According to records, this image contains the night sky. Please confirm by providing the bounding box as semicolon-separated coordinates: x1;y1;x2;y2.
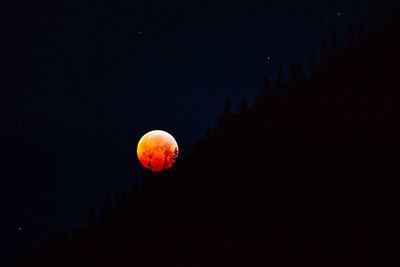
0;0;392;262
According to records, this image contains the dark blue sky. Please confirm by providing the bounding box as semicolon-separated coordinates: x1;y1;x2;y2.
0;0;392;262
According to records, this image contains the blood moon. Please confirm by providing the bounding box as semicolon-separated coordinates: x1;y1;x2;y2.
136;130;179;172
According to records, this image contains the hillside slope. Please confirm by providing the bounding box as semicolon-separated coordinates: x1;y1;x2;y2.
14;5;400;267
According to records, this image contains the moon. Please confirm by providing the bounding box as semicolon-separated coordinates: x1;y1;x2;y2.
136;130;179;172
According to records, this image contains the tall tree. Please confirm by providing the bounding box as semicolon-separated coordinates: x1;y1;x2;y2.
218;97;234;128
309;49;317;74
254;78;273;111
321;41;329;65
239;97;249;115
288;60;304;89
346;26;355;49
275;66;285;91
330;33;339;58
261;77;273;99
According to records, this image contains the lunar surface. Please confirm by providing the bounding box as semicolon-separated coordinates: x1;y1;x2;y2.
137;130;179;172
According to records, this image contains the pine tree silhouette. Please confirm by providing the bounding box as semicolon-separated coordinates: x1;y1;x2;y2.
274;65;285;91
238;98;249;115
13;4;400;267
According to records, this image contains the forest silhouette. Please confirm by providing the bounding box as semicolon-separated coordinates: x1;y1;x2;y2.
10;4;400;267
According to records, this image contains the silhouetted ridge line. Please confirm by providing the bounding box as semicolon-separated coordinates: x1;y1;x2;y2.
15;5;400;267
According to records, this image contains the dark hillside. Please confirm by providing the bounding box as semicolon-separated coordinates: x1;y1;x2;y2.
15;4;400;267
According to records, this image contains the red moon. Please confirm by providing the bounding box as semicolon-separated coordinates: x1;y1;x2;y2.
136;130;179;172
